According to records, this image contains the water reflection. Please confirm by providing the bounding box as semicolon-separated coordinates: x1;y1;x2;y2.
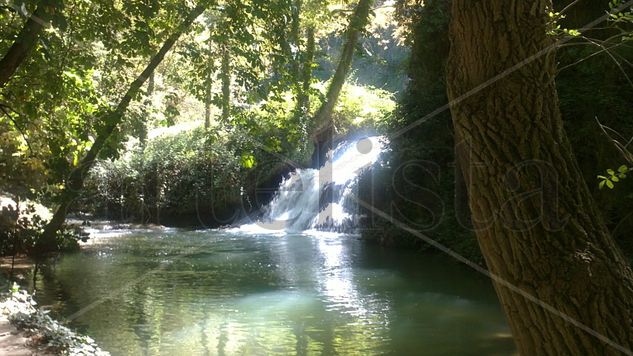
28;229;515;355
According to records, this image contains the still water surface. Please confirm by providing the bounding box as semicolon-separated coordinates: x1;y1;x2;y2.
32;227;515;355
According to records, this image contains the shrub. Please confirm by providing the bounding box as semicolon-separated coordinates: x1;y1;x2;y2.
79;127;246;225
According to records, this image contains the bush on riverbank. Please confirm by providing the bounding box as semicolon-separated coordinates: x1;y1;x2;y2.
79;127;244;226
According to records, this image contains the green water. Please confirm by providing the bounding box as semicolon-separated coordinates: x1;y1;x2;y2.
30;228;515;355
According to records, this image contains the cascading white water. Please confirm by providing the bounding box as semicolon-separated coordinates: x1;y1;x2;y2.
238;136;386;233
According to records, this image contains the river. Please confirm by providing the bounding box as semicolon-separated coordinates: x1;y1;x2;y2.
29;226;515;355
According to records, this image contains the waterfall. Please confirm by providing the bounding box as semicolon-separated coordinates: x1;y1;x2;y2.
237;136;386;233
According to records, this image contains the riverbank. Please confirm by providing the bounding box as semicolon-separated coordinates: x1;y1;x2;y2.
0;288;109;355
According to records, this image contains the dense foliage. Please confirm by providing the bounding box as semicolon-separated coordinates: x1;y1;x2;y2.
78;82;395;226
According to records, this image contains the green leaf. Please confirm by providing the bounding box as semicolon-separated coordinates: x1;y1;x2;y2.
619;165;628;173
564;29;581;36
607;169;615;175
606;180;615;189
241;153;255;168
599;180;606;189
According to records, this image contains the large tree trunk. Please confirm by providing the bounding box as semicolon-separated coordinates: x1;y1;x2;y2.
454;139;471;229
37;2;209;252
0;0;59;88
310;0;373;168
446;0;633;354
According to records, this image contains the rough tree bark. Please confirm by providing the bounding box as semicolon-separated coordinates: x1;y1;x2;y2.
38;2;210;251
310;0;373;168
0;0;59;88
446;0;633;354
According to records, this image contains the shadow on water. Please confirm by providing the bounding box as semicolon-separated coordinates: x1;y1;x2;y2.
23;228;515;355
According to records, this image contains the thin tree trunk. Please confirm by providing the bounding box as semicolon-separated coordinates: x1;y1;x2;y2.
289;0;302;80
0;0;59;88
310;0;373;168
289;0;303;131
139;73;155;147
295;26;314;129
38;2;210;251
203;80;211;129
137;73;155;222
220;44;230;123
204;35;213;129
446;0;633;354
204;81;212;129
147;72;155;95
10;197;19;277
